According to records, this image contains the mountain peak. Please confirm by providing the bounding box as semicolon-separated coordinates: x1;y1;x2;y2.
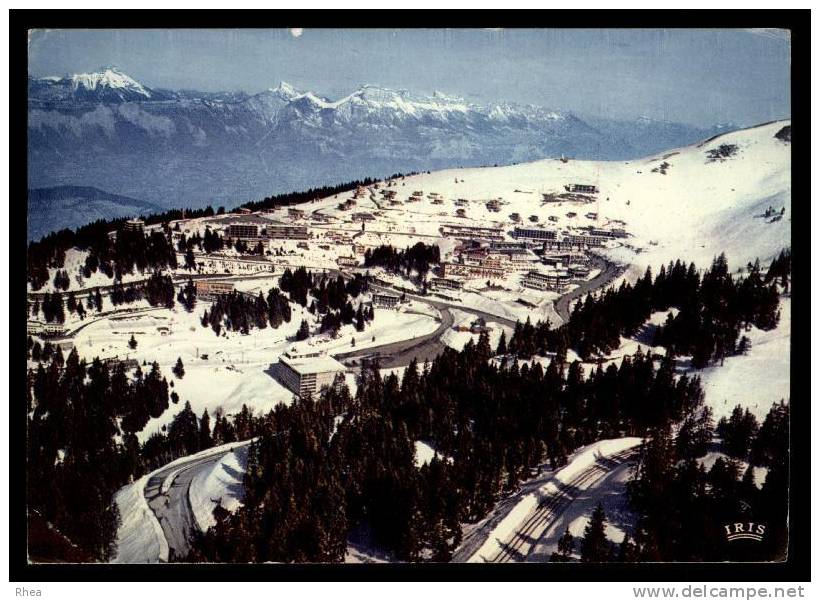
68;67;151;96
271;81;301;98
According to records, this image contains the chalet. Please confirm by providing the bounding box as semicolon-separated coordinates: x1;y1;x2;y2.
565;184;599;194
195;280;236;300
336;256;358;269
429;277;463;292
521;269;570;292
372;292;401;309
512;227;557;242
440;224;504;242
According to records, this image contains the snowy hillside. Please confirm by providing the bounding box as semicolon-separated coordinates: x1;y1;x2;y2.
302;119;790;272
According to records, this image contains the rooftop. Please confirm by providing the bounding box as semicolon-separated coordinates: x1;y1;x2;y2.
280;351;347;375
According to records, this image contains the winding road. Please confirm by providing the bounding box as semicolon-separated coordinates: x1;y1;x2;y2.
144;443;251;561
334;307;454;369
553;255;627;325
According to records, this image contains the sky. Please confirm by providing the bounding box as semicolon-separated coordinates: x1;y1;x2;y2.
28;28;791;127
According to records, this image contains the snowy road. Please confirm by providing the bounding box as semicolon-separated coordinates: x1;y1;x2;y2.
144;442;250;560
334;306;454;368
367;280;519;330
553;255;627;325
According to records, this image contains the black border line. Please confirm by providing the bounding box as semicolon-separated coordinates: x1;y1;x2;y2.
10;9;810;582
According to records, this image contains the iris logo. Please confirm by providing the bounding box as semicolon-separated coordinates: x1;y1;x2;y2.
723;522;766;542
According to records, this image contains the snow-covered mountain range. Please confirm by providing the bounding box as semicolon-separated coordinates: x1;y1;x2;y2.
29;67;734;215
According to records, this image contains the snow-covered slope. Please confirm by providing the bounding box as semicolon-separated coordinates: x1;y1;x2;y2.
305;119;790;272
696;295;790;421
28;67;165;103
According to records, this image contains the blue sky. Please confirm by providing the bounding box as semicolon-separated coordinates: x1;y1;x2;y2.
28;28;791;127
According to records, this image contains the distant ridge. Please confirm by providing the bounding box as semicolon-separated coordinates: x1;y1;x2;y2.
28;185;162;241
29;67;738;214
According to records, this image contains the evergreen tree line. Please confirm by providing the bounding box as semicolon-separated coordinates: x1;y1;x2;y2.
363;242;441;282
27;351;173;561
508;253;786;368
279;268;373;336
28;223;179;291
27;171;422;290
112;228;178;279
627;400;789;561
200;288;292;336
27;344;270;561
176;228;226;257
187;329;705;563
239;172;419;213
52;269;71;291
37;291;66;323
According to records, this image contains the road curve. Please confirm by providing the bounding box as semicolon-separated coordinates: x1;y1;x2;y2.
334;307;454;369
143;443;250;561
552;255;627;326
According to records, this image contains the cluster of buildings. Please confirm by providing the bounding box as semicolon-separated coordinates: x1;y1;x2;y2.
197;254;275;274
513;225;627;249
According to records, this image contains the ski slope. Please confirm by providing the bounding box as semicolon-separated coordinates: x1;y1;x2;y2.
301;120;790;273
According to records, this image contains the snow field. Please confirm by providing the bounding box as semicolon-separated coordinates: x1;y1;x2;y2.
111;474;169;564
694;296;790;422
189;445;249;531
466;437;641;562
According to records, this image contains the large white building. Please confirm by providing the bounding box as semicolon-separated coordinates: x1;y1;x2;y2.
273;347;347;398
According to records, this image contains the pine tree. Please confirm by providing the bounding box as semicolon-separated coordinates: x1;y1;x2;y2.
199;409;212;450
173;357;185;379
581;503;610;562
128;334;137;350
617;533;638;562
551;528;574;562
496;330;507;355
296;319;310;341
